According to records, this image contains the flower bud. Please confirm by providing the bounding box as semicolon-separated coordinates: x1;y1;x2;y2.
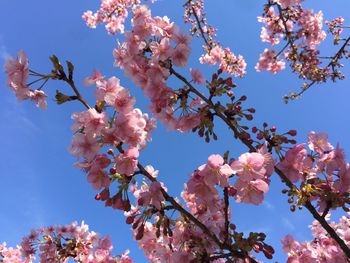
288;130;297;136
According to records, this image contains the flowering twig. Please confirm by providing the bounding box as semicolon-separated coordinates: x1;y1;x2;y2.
169;66;350;258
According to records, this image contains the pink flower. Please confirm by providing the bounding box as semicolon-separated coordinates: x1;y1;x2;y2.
200;154;234;188
334;164;350;193
190;68;206;85
114;88;136;114
83;70;104;86
234;178;269;205
94;76;124;105
231;152;267;182
308;131;333;155
171;43;190;67
317;144;346;175
200;46;247;77
69;133;101;160
4;50;29;90
120;250;134;263
31;90;47;110
297;9;326;49
4;51;38;103
276;144;313;183
176;113;201;133
273;0;304;8
150;37;174;62
114;147;139;176
255;49;285;74
71;109;108;136
137;181;165;210
87;168;110;189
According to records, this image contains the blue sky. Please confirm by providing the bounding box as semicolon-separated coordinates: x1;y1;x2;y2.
1;0;350;261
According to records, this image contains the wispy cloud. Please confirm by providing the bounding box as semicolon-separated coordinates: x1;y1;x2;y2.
0;35;10;61
263;200;275;210
281;217;296;231
2;98;41;134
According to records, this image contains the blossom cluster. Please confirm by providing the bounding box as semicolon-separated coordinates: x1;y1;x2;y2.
183;0;246;77
112;5;205;132
0;222;133;263
125;153;274;262
4;51;47;109
199;45;247;77
231;144;275;205
326;17;345;45
277;131;350;212
82;0;140;34
282;214;350;262
70;73;156;209
256;1;328;80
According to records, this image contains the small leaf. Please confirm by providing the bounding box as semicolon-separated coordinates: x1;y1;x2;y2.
66;61;74;80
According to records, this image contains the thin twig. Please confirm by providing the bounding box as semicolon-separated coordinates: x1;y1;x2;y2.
169;66;350;258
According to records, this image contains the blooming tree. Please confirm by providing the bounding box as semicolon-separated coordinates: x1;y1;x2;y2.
2;0;350;262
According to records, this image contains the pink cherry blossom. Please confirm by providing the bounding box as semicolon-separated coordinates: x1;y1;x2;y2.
137;181;165;210
94;76;124;105
83;70;104;86
276;144;313;183
231;152;267;182
114;147;139;176
71;108;108;136
255;49;286;74
190;68;206;85
308;131;333;155
69;133;101;161
234;178;269;205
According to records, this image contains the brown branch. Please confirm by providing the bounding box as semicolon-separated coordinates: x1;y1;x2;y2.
169;66;350;258
304;201;350;258
293;36;350;98
188;0;212;50
115;144;255;262
62;76;91;110
224;187;230;244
